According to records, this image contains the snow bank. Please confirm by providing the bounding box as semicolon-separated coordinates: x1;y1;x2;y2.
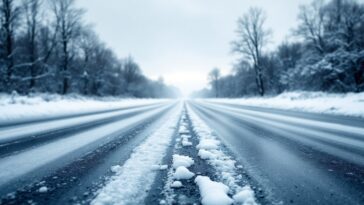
207;91;364;117
91;104;182;205
195;176;233;205
0;93;168;124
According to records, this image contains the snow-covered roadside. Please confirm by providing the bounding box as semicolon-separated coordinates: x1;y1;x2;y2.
206;91;364;117
0;93;168;123
187;105;257;205
91;104;182;205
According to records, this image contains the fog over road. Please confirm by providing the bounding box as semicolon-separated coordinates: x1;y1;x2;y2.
0;100;363;205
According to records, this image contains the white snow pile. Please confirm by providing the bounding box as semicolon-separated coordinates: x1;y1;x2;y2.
233;186;256;205
173;166;195;180
151;164;168;171
38;186;48;193
171;181;183;188
173;154;194;169
207;91;364;117
172;154;195;180
179;125;189;134
197;139;220;150
187;105;257;205
195;176;233;205
181;134;192;147
91;105;182;205
178;113;193;146
0;93;168;124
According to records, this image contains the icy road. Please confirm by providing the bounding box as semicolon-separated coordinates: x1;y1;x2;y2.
0;100;363;205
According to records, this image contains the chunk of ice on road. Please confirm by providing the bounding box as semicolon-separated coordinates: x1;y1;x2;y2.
195;176;233;205
151;164;168;170
91;106;182;205
181;138;192;147
110;165;122;173
38;186;48;193
198;149;215;160
197;139;220;150
181;134;192;146
173;166;195;180
233;186;256;205
179;126;189;134
173;154;194;168
171;181;183;188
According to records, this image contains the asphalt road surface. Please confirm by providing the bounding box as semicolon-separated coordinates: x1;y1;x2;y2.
188;100;364;205
0;100;363;205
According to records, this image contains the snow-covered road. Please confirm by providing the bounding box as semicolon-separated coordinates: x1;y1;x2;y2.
0;99;363;205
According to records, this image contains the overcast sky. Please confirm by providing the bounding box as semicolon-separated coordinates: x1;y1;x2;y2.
77;0;312;96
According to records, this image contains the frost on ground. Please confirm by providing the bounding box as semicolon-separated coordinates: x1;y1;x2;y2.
91;105;182;205
0;93;168;123
207;91;364;117
187;105;257;205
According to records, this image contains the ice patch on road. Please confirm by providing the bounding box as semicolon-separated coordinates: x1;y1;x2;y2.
91;105;182;205
195;176;233;205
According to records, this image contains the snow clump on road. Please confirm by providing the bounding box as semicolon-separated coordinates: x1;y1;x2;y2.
187;105;257;205
195;176;233;205
173;166;195;180
172;154;194;169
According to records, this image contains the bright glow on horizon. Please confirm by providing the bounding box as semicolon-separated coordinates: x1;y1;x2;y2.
77;0;312;95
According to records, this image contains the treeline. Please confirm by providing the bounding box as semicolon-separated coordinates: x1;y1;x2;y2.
193;0;364;98
0;0;180;98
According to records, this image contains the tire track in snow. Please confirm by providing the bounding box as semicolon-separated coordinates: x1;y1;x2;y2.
0;103;176;196
187;103;258;205
0;103;164;158
158;107;216;205
90;103;183;205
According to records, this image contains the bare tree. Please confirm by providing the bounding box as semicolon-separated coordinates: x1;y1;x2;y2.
122;56;141;93
208;68;221;98
51;0;84;94
296;0;327;54
1;0;20;90
232;7;271;96
22;0;41;89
